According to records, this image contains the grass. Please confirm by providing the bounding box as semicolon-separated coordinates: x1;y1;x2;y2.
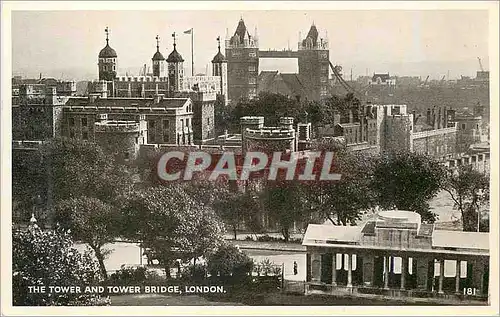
110;291;487;306
110;293;243;306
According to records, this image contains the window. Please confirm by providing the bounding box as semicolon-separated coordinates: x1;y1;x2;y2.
248;65;256;72
320;76;327;83
249;52;256;58
248;77;256;84
461;123;466;130
180;119;184;129
69;118;75;127
162;119;169;129
69;131;75;138
81;117;88;127
207;117;210;125
82;131;88;140
186;118;190;127
124;152;130;160
232;51;241;57
149;120;156;129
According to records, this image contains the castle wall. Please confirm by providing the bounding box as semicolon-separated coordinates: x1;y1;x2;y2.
412;126;457;158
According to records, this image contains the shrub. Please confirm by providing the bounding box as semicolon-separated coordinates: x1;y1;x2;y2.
207;243;254;281
181;263;207;281
13;227;110;306
108;265;165;286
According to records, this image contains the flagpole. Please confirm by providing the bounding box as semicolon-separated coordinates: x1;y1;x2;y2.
191;28;194;76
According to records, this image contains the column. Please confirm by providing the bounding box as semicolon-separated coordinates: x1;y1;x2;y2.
384;256;390;289
472;260;485;295
416;258;429;290
362;255;375;287
438;259;445;294
347;253;353;287
331;252;337;286
400;256;407;290
311;253;322;282
455;260;461;294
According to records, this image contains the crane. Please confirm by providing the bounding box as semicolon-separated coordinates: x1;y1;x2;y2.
477;57;484;72
421;75;429;87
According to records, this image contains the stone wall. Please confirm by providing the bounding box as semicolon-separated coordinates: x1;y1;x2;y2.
412;127;457;158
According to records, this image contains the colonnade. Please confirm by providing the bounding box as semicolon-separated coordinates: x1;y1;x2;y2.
308;250;488;297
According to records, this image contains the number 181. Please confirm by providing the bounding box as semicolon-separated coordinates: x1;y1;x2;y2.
463;288;478;296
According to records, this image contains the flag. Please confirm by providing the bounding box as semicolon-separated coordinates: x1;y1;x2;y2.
184;28;193;34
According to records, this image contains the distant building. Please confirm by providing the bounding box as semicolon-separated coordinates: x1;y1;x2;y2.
370;73;396;86
225;18;259;101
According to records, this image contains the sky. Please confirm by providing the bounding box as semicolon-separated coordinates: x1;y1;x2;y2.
11;9;491;81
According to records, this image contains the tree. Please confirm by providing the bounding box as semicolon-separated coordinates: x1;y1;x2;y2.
53;197;120;279
207;243;254;280
443;165;490;232
304;150;377;226
42;137;133;278
120;185;225;277
42;137;133;203
214;188;262;240
371;151;446;222
13;226;109;306
261;180;309;242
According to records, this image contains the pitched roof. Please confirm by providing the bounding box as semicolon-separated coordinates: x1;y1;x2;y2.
302;24;319;47
280;73;307;97
372;73;391;82
257;71;278;91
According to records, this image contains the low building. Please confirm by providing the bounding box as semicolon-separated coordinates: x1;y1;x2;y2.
302;210;489;301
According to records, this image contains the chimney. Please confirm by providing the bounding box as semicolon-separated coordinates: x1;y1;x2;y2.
432;107;438;130
426;108;431;126
437;107;442;129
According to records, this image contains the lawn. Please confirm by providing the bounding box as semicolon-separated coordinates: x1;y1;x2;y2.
109;291;486;306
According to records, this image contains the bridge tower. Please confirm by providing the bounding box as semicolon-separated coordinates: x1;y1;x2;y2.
225;18;259;102
297;24;330;100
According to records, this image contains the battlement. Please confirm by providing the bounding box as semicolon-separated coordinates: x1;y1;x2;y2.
240;116;265;125
298;40;329;51
244;128;296;139
413;125;457;139
94;120;141;133
279;117;294;125
225;39;259;50
116;76;168;82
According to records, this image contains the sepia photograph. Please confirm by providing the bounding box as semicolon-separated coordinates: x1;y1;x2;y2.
1;1;498;315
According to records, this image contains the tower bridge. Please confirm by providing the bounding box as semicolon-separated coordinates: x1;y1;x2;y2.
225;19;332;102
258;50;299;58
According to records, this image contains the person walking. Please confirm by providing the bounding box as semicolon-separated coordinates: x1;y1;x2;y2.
293;261;298;275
